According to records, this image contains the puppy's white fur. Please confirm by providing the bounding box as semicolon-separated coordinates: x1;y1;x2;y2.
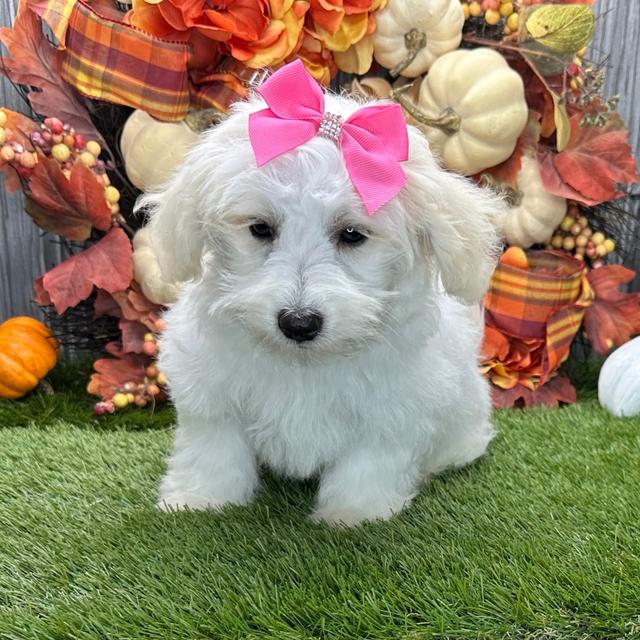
141;91;504;526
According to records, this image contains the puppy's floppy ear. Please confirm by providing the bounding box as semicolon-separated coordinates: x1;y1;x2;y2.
135;104;254;285
402;128;504;303
136;158;205;285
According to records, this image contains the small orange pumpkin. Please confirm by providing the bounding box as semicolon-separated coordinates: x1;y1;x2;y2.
0;316;59;399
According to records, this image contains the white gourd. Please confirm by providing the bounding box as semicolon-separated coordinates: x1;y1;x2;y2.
373;0;464;78
406;48;528;175
498;154;567;248
598;337;640;417
120;110;200;192
132;228;182;306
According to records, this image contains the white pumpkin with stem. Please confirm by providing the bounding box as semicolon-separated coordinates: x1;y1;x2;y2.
373;0;464;78
498;153;567;248
395;48;528;175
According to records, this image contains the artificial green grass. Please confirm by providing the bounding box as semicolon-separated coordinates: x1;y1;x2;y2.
1;361;639;639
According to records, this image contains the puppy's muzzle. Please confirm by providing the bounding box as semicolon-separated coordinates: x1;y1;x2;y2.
277;309;323;343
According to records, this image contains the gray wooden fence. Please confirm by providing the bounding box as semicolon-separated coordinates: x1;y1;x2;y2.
0;0;638;321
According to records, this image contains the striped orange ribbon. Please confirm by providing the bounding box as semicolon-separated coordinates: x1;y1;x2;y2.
483;250;594;388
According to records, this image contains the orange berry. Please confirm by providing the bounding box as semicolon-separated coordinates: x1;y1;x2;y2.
1;145;15;162
147;384;160;396
143;341;158;356
145;365;159;378
484;8;500;24
469;1;482;16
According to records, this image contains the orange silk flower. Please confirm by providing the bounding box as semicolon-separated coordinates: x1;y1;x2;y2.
127;0;309;68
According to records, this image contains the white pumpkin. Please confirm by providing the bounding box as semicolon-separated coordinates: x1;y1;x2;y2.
373;0;463;78
598;336;640;417
497;154;567;248
398;48;528;175
132;228;182;306
120;110;200;192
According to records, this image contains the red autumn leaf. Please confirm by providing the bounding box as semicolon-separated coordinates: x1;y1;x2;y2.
110;281;164;332
551;113;640;205
583;265;640;355
87;341;148;400
119;319;148;353
491;375;577;409
32;274;52;305
0;3;108;150
25;156;112;240
38;227;133;314
93;288;123;319
538;147;600;205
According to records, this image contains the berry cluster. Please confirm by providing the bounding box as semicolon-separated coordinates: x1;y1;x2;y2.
93;362;168;415
0;112;121;214
460;0;519;34
0;110;38;175
547;203;615;267
565;56;620;128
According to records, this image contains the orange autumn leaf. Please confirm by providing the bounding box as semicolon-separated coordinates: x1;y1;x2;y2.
490;375;576;409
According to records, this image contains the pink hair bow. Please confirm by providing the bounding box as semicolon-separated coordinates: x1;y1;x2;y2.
248;60;409;215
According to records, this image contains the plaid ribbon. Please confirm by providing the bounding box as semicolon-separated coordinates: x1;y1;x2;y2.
484;250;594;385
60;0;191;120
30;0;251;119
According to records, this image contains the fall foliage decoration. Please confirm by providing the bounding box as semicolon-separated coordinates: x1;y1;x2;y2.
0;317;59;399
0;0;639;412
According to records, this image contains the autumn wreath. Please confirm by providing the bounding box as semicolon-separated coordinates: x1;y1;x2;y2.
0;0;638;412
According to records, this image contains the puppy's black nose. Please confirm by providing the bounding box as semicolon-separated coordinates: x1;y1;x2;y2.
277;309;323;342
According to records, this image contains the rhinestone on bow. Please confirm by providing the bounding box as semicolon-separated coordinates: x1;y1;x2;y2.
318;112;343;143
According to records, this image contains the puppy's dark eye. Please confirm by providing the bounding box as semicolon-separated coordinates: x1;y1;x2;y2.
339;227;366;246
249;222;274;240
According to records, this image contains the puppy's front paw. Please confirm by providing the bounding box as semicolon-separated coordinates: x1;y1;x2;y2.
156;494;230;513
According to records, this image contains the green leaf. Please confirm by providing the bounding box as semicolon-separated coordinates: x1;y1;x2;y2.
525;5;595;54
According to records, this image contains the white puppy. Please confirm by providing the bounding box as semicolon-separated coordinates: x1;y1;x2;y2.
140;88;504;527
